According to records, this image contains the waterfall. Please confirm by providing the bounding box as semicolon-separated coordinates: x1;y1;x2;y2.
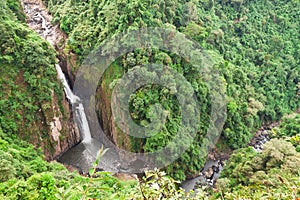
55;64;92;143
22;1;121;173
55;65;79;104
76;104;92;143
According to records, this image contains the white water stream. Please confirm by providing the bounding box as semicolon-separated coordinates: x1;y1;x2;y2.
55;64;92;143
22;0;95;151
31;3;93;144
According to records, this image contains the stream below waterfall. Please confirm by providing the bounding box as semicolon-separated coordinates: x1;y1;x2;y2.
22;0;281;191
182;124;274;191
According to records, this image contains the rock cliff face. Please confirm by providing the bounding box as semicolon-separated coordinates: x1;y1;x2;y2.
96;79;132;151
21;0;81;160
44;89;81;160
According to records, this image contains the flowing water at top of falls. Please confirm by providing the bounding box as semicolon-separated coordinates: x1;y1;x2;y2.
23;1;93;144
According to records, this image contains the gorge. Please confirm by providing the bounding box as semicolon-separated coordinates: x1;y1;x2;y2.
21;0;281;191
1;0;297;198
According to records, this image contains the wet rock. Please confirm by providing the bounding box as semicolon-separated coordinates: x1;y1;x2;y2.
205;167;214;179
114;173;138;181
219;160;224;166
95;167;104;172
212;165;219;173
33;17;42;23
207;179;214;186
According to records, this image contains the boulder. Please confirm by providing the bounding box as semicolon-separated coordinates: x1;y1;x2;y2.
204;167;214;179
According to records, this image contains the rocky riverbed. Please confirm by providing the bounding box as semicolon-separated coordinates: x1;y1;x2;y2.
248;122;278;152
22;1;64;47
22;0;76;85
182;122;279;192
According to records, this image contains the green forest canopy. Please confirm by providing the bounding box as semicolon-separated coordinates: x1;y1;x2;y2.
45;0;299;180
0;0;299;199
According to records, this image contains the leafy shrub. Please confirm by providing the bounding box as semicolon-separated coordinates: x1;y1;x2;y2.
216;139;300;199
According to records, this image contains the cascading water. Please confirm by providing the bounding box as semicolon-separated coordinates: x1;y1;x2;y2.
75;104;92;143
55;64;92;143
33;6;93;144
54;65;75;102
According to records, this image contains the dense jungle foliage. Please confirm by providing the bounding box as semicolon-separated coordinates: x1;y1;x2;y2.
273;113;300;152
44;0;299;180
0;0;71;158
0;0;299;199
216;138;300;199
